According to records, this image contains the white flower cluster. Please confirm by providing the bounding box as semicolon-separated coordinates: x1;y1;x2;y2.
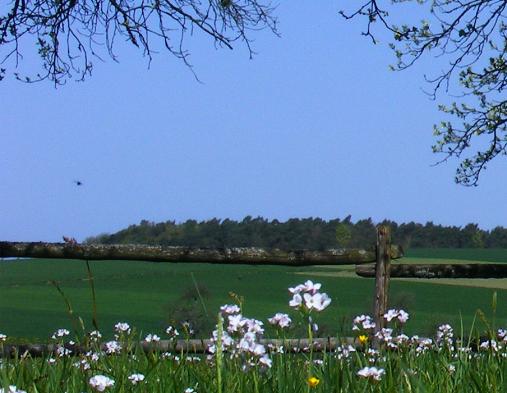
51;328;70;339
0;333;6;342
352;315;376;332
144;333;161;343
104;340;122;354
89;375;115;392
208;305;272;369
88;330;102;342
165;325;180;339
0;386;27;393
114;322;131;335
436;324;454;349
267;313;292;329
334;344;356;360
357;366;385;381
288;280;331;312
128;373;145;385
384;309;409;324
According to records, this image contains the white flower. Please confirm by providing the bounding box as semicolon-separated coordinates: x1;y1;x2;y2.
89;330;102;341
89;375;115;392
259;355;272;368
357;366;385;381
0;334;7;342
220;304;241;315
227;314;244;333
398;310;409;323
0;386;27;393
289;293;303;308
375;328;393;343
303;292;331;311
352;315;376;331
144;334;160;342
56;345;72;357
268;313;292;328
184;388;196;393
114;322;131;334
166;326;179;338
52;328;70;339
104;340;122;354
128;373;145;385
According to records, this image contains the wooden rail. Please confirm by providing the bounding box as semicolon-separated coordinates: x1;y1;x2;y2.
0;241;403;266
356;263;507;279
1;338;354;358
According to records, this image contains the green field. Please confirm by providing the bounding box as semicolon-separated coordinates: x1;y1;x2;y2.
1;248;507;340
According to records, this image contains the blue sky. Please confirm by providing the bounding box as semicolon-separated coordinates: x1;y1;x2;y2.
1;1;506;242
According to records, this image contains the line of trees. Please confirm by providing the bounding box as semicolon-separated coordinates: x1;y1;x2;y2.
85;216;507;250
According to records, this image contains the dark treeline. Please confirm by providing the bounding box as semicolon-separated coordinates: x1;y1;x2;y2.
85;216;507;250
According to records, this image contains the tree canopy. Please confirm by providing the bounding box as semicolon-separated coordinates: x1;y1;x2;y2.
0;0;277;84
341;0;507;185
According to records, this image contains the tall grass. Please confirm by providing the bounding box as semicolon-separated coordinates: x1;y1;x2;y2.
1;281;507;392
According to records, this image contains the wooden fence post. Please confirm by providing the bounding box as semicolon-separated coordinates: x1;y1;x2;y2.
374;225;391;337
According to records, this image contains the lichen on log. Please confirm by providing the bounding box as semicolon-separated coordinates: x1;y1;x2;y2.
0;242;403;266
356;263;507;279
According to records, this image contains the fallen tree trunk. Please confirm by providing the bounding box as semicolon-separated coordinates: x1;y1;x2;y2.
356;263;507;279
0;242;403;266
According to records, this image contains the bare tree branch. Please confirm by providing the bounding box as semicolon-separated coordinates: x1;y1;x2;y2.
0;0;278;85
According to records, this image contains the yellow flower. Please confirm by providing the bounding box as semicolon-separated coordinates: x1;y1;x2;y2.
307;377;320;388
359;335;368;345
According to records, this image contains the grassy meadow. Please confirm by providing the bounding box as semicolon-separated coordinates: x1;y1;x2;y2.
1;248;507;341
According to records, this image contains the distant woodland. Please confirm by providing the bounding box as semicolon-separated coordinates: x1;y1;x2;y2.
84;217;507;250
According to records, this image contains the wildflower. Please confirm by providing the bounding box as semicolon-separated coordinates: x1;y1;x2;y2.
114;322;131;334
51;328;70;339
0;386;27;393
128;373;145;385
357;366;385;381
479;340;499;352
352;315;375;331
359;335;368;345
144;333;161;342
303;292;331;311
73;359;91;370
56;345;72;357
436;324;454;349
268;313;292;329
375;328;393;344
289;293;303;308
290;280;321;295
89;375;115;392
184;389;196;393
89;330;102;341
220;304;241;315
307;376;320;388
334;345;356;360
447;364;456;374
165;326;179;338
104;340;122;354
288;281;331;312
259;355;272;368
384;309;409;324
0;334;6;342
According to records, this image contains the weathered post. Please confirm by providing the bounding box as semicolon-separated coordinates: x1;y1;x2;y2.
374;225;391;337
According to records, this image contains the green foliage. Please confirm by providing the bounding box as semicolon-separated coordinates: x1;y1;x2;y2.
85;216;507;250
340;0;507;185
